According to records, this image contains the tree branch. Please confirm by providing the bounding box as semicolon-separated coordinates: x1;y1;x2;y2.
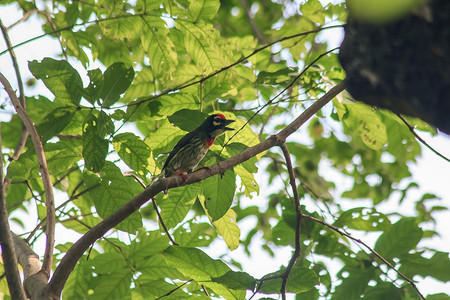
12;234;47;299
7;9;38;30
1;19;29;192
396;113;450;163
0;73;55;276
238;0;268;44
278;143;303;299
45;80;345;298
303;214;425;300
0;124;27;299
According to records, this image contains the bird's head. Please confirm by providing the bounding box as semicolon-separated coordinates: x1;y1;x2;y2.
203;113;235;138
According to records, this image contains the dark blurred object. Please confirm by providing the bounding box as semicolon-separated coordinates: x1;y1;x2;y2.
339;0;450;134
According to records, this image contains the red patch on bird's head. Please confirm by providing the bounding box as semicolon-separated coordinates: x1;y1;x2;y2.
216;113;226;120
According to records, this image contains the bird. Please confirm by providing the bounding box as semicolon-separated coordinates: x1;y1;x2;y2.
161;113;235;180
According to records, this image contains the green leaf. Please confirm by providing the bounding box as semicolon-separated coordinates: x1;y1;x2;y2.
235;165;259;198
113;132;151;172
259;267;319;294
145;118;186;156
212;270;256;290
127;231;171;259
122;68;155;102
100;62;135;107
99;14;142;41
90;269;133;300
96;111;115;137
34;106;77;143
202;169;236;221
427;294;450;300
63;260;91;300
158;184;201;228
226;116;260;149
168;109;207;132
28;58;83;105
202;281;246;300
82;114;109;172
45;140;82;176
162;246;230;281
83;68;103;104
6;155;37;180
137;254;185;280
340;101;388;150
212;208;240;250
399;251;450;282
173;223;216;247
374;218;423;259
333;207;391;231
300;0;325;24
83;162;143;233
149;94;198;118
175;21;229;74
140;16;178;75
333;262;376;300
189;0;220;21
362;282;403;299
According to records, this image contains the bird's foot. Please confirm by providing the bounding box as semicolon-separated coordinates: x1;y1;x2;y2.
175;170;188;181
194;166;211;173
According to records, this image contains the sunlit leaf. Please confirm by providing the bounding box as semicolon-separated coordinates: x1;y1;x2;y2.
202;169;236;221
36;106;77;143
163;246;229;281
100;62;135;107
374;218;423;259
212;208;240;250
29;58;83;105
189;0;220;21
113;132;151;172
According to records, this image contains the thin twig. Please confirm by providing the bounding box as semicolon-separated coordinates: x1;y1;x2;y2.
396;114;450;163
0;72;55;276
123;173;178;245
35;10;68;59
278;143;303;300
156;280;192;299
238;0;268;44
0;19;29;192
303;214;425;300
0;124;27;299
26;185;99;243
7;9;38;30
152;198;178;245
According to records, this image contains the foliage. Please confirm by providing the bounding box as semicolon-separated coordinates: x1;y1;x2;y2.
0;0;448;299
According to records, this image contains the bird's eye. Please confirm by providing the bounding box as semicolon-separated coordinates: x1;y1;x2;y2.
213;119;221;126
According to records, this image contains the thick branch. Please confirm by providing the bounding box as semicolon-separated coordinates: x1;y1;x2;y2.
0;73;55;276
45;80;345;298
12;234;47;299
0;125;27;299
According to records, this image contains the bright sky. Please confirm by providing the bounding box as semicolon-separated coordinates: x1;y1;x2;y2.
1;2;449;299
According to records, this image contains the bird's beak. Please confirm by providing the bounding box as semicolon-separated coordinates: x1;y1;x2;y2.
222;119;235;131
